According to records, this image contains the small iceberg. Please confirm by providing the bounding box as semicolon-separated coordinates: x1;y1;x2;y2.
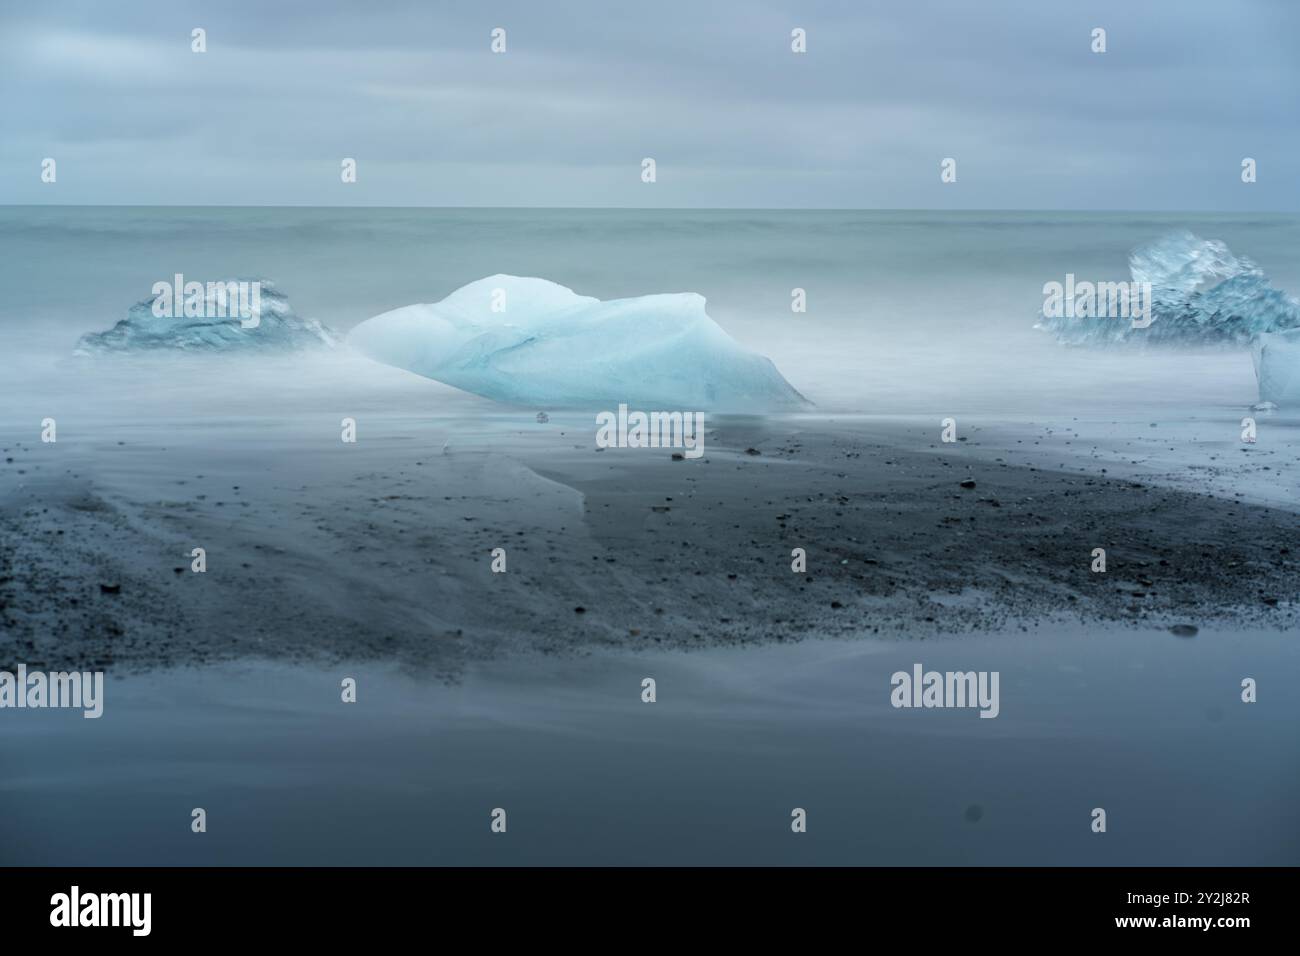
347;275;809;410
1039;232;1300;346
1253;329;1300;406
75;279;338;355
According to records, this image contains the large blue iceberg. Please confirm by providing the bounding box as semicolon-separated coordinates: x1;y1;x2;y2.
347;275;809;410
1039;232;1300;346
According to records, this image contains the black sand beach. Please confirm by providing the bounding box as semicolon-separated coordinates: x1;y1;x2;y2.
4;383;1297;676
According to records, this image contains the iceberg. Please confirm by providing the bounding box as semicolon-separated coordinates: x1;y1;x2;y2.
1039;232;1300;346
75;280;338;355
347;275;809;410
1253;329;1300;406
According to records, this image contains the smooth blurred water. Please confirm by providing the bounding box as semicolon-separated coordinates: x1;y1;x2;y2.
3;207;1298;413
1;625;1295;866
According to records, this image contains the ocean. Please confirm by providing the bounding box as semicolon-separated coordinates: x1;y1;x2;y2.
4;207;1299;414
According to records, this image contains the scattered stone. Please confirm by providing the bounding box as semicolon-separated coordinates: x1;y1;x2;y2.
959;478;976;489
1169;624;1198;637
99;583;121;595
536;412;550;423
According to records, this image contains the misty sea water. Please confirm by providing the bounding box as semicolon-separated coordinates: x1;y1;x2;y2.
3;207;1299;413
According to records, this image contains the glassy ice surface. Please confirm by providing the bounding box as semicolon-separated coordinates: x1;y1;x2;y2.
1254;328;1300;406
1039;231;1300;347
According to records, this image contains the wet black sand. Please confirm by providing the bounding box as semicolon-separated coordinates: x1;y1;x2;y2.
3;415;1297;676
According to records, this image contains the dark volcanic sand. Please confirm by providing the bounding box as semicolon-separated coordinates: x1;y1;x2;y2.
2;416;1296;676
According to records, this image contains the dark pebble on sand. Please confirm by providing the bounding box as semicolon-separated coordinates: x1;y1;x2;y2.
671;452;684;461
1262;597;1279;607
831;601;843;609
574;606;586;614
99;583;121;594
744;448;761;456
1169;624;1198;637
959;478;976;488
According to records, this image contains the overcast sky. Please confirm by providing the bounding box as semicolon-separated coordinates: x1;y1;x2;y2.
2;0;1296;209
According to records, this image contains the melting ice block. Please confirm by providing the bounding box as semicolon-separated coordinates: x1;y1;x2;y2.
347;275;809;410
75;280;338;355
1039;232;1300;346
1253;329;1300;406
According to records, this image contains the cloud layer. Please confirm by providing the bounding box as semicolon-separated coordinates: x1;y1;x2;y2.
3;0;1296;208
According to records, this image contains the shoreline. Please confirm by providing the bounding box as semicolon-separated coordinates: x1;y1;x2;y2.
3;391;1298;675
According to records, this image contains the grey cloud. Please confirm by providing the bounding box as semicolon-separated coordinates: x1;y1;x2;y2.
1;0;1296;208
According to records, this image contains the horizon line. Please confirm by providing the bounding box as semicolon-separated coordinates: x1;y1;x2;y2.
2;203;1297;214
